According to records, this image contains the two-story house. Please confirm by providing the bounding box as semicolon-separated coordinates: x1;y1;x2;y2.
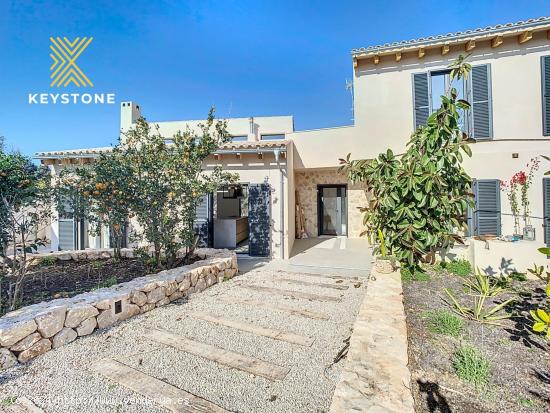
36;17;550;272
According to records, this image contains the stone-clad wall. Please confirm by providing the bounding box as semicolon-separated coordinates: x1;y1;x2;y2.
295;169;368;238
0;248;238;370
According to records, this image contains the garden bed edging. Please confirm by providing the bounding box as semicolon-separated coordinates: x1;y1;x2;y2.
0;248;238;370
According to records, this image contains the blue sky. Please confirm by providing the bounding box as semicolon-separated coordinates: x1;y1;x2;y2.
1;0;549;156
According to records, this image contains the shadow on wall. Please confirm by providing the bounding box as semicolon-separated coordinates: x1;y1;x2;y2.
482;257;515;277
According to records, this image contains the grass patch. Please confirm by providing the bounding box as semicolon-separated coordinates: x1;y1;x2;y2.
2;397;16;406
440;259;472;277
518;397;535;408
425;310;465;338
92;276;118;290
452;345;490;387
40;255;57;266
401;267;430;282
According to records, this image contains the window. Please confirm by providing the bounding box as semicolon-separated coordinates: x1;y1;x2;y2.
260;134;285;140
231;135;247;142
470;179;501;236
413;64;492;140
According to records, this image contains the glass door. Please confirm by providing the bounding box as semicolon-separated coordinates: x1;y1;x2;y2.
318;185;347;236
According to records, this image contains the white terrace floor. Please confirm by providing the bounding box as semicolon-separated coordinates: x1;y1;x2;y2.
0;239;372;413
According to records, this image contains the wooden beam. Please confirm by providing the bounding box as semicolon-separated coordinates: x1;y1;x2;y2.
373;55;380;65
547;29;550;40
235;152;241;160
214;153;221;161
185;311;315;346
441;44;450;55
353;57;358;68
418;48;425;58
257;152;263;160
240;284;341;302
145;329;290;381
465;40;476;51
491;35;503;48
518;30;533;44
279;278;349;290
395;52;402;62
92;359;228;413
218;296;330;320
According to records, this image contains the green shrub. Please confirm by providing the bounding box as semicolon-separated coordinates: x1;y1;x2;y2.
93;276;118;290
40;256;57;266
441;259;472;277
452;345;490;387
401;267;430;282
426;310;464;337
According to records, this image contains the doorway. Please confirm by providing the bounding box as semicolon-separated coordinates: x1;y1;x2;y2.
317;185;347;236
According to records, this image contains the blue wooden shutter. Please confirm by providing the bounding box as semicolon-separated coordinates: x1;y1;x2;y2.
248;183;271;257
473;179;501;236
471;64;493;140
543;178;550;245
194;193;212;247
542;56;550;136
413;72;430;129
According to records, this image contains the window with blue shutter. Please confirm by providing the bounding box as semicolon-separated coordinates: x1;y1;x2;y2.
472;179;501;236
413;72;430;129
542;56;550;136
470;64;493;140
543;178;550;245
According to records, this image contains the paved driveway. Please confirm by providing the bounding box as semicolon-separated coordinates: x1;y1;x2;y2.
0;244;372;413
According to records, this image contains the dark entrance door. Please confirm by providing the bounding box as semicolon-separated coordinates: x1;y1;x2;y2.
248;183;271;257
318;185;347;236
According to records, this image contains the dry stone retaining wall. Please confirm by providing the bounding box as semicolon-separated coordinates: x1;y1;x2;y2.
0;248;238;370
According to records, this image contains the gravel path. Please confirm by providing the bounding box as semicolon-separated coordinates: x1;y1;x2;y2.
0;262;370;413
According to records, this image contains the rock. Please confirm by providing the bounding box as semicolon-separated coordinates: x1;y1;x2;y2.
52;327;77;349
119;304;140;320
35;306;67;338
10;332;42;353
156;297;170;307
169;291;183;302
65;305;99;328
18;339;51;363
179;278;191;292
56;253;71;261
146;287;166;303
99;251;111;259
165;281;178;296
190;270;199;286
140;303;156;313
130;291;147;307
0;319;37;347
86;251;99;260
94;299;111;310
140;281;157;293
0;348;17;370
76;317;97;336
195;278;206;293
206;273;217;287
186;286;195;295
175;271;189;283
96;310;116;329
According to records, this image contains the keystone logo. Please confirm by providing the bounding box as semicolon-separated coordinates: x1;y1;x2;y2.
28;36;116;105
49;37;94;87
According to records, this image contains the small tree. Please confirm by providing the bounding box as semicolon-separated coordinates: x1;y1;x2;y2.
340;55;474;271
0;140;51;311
53;154;131;259
119;109;236;268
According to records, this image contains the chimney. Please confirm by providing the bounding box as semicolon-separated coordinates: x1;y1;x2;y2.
247;116;258;142
120;102;141;138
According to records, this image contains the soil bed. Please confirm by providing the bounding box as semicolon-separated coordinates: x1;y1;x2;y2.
403;267;549;413
1;256;197;314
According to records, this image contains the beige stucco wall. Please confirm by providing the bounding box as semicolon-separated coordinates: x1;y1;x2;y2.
295;169;367;238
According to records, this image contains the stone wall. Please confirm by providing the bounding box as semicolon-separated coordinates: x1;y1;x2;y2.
0;248;238;370
295;169;367;238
